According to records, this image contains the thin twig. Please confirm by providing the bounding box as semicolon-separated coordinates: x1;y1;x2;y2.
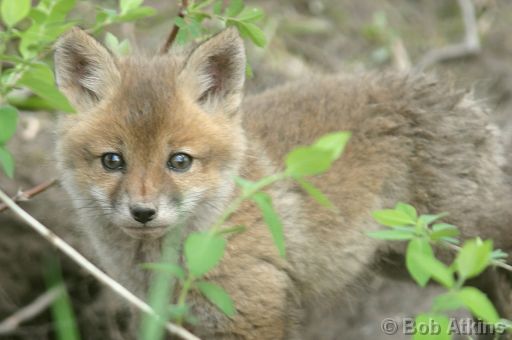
0;285;64;335
0;189;200;340
0;178;58;213
415;0;480;71
159;0;189;54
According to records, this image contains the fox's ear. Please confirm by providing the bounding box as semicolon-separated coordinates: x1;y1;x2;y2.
179;28;246;116
54;28;119;111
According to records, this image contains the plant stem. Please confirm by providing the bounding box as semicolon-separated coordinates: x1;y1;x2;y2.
209;172;286;233
160;0;190;53
175;276;194;325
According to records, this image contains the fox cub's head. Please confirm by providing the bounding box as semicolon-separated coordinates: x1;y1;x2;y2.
54;28;247;239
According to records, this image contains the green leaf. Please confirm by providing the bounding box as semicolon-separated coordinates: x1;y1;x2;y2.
0;105;18;144
413;314;450;340
141;263;185;280
184;232;226;277
45;0;76;22
372;209;416;227
296;178;334;209
0;146;14;178
432;292;465;312
19;22;75;58
457;287;500;324
313;131;351;160
366;229;414;240
213;0;223;15
120;0;143;14
406;238;434;286
418;213;447;227
395;202;417;221
104;32;131;56
409;249;454;288
284;131;350;177
284;147;332;177
455;239;492;280
196;281;236;317
234;21;267;47
104;32;120;50
1;0;31;27
18;63;74;112
430;223;459;241
226;0;244;17
252;192;286;257
237;7;264;22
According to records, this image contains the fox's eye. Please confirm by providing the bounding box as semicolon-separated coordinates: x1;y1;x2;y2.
101;153;125;171
168;153;193;172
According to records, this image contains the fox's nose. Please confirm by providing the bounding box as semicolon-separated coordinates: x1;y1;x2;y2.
130;204;157;223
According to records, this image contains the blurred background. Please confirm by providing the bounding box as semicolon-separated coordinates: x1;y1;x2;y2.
1;0;512;339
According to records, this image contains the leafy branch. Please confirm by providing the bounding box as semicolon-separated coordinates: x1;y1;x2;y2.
369;203;512;339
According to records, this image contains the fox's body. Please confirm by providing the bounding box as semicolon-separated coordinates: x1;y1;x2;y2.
54;28;512;339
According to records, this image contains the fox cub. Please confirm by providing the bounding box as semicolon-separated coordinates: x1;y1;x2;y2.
54;27;512;339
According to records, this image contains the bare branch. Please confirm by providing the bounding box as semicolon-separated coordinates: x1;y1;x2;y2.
0;285;64;335
159;0;189;54
416;0;480;71
0;178;58;213
0;188;200;340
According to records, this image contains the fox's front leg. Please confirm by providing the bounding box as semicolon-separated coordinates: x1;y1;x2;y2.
187;254;301;340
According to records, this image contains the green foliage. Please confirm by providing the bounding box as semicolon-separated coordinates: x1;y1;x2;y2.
0;105;18;143
185;232;227;277
285;131;351;177
44;257;80;340
372;208;416;227
173;0;266;48
104;32;131;56
406;238;435;287
413;314;450;340
369;202;510;338
18;63;74;112
1;0;31;27
195;281;236;317
252;192;285;257
456;287;499;324
296;178;334;209
454;238;492;280
0;145;14;178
